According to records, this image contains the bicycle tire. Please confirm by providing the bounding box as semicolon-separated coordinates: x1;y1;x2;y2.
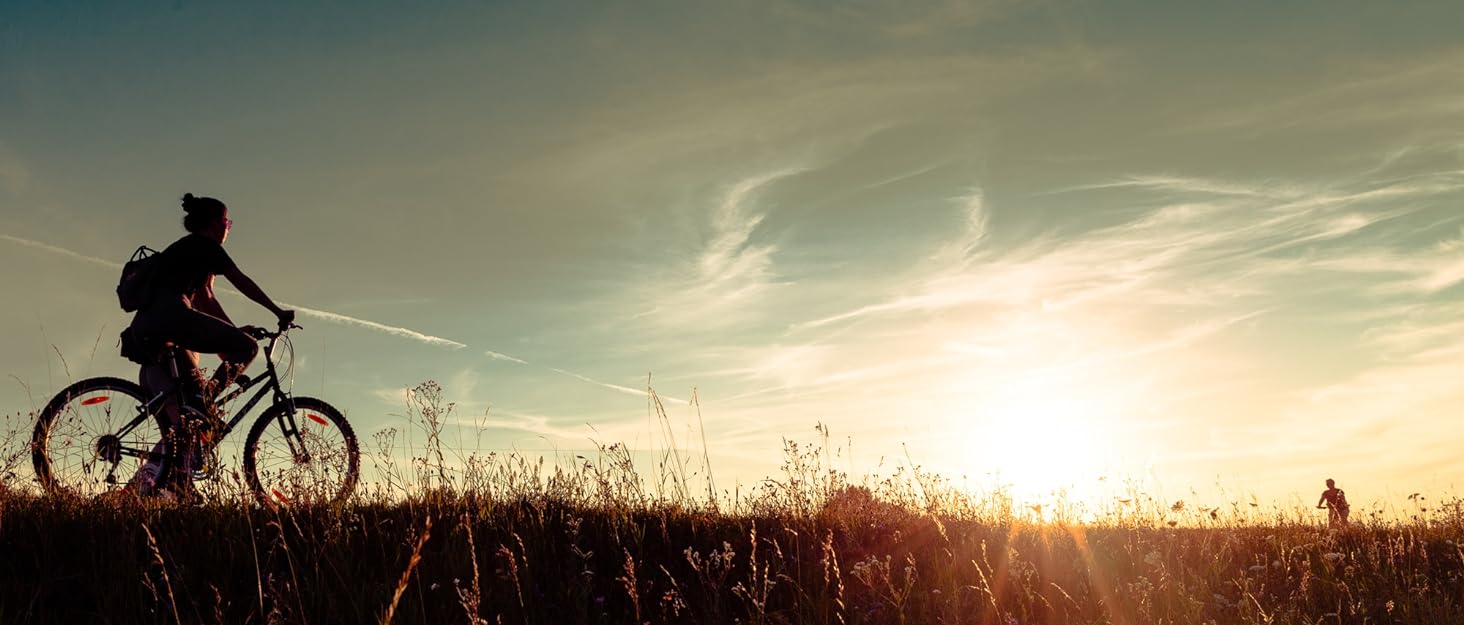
31;377;173;498
241;397;360;505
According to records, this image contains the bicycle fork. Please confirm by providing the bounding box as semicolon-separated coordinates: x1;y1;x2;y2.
273;398;313;464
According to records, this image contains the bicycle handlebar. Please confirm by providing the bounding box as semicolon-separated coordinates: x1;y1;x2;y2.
246;323;302;342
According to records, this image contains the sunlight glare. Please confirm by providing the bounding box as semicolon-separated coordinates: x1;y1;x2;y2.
963;387;1117;503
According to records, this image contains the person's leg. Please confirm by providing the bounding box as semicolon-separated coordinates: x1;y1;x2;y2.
167;307;259;401
127;363;172;495
128;349;201;496
128;302;228;501
155;349;207;496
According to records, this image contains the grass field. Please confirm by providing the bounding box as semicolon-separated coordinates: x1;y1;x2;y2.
3;382;1464;624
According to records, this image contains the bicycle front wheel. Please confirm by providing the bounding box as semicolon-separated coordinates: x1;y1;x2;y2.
31;377;171;498
242;397;359;505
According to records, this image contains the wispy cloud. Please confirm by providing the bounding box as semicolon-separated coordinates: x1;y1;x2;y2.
679;141;1464;496
1183;49;1464;135
632;168;801;332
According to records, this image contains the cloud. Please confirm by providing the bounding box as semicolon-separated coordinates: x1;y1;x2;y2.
1182;48;1464;135
770;0;1030;41
677;141;1464;494
798;167;1464;337
632;168;801;332
1048;176;1301;199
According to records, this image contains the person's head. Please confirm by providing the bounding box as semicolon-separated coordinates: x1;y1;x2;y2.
181;193;231;244
1326;478;1335;488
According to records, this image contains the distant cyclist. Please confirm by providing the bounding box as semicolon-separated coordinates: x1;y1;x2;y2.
126;193;294;497
1316;478;1350;528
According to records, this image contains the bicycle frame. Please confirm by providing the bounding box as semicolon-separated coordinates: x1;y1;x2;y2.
107;332;299;461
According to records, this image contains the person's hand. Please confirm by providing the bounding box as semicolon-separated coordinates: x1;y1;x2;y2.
276;309;297;329
239;325;270;340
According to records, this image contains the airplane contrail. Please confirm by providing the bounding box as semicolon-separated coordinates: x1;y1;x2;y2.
284;304;467;349
1;233;466;348
3;232;685;401
485;350;529;364
0;234;118;269
549;367;688;405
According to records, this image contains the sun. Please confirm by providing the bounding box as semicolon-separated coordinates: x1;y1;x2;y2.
956;388;1117;503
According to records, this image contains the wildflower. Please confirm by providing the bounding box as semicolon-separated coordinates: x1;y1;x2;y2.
1272;560;1282;568
1248;565;1266;573
1323;552;1344;563
430;583;440;591
931;589;942;595
1144;551;1163;567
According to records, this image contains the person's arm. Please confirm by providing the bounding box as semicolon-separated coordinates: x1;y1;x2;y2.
221;265;293;325
192;275;235;325
1317;494;1327;508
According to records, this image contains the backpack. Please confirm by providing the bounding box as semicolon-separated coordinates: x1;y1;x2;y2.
116;246;162;312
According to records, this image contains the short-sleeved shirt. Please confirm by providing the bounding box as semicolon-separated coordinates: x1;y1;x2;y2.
152;233;237;300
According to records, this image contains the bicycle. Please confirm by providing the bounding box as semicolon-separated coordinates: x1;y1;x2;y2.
31;324;360;505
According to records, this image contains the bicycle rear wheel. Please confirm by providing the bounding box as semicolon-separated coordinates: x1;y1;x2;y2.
31;377;172;498
242;397;359;505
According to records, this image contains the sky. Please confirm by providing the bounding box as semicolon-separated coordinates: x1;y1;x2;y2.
3;1;1464;513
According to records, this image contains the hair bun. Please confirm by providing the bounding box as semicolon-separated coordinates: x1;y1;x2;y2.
181;193;197;212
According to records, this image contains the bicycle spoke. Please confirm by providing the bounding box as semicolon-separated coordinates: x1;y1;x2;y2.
246;400;358;505
36;381;164;498
118;446;153;459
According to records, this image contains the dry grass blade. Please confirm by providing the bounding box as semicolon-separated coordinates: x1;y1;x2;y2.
455;512;485;625
142;523;182;625
381;515;433;625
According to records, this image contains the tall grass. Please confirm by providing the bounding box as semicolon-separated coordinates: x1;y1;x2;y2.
3;381;1464;624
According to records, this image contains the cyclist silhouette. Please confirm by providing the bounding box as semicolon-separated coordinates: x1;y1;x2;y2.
1316;478;1350;528
125;193;294;498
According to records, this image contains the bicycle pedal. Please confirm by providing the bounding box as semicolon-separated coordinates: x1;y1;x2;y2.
189;458;218;481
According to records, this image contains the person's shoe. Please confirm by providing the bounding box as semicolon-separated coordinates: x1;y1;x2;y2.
125;458;164;495
157;479;202;506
